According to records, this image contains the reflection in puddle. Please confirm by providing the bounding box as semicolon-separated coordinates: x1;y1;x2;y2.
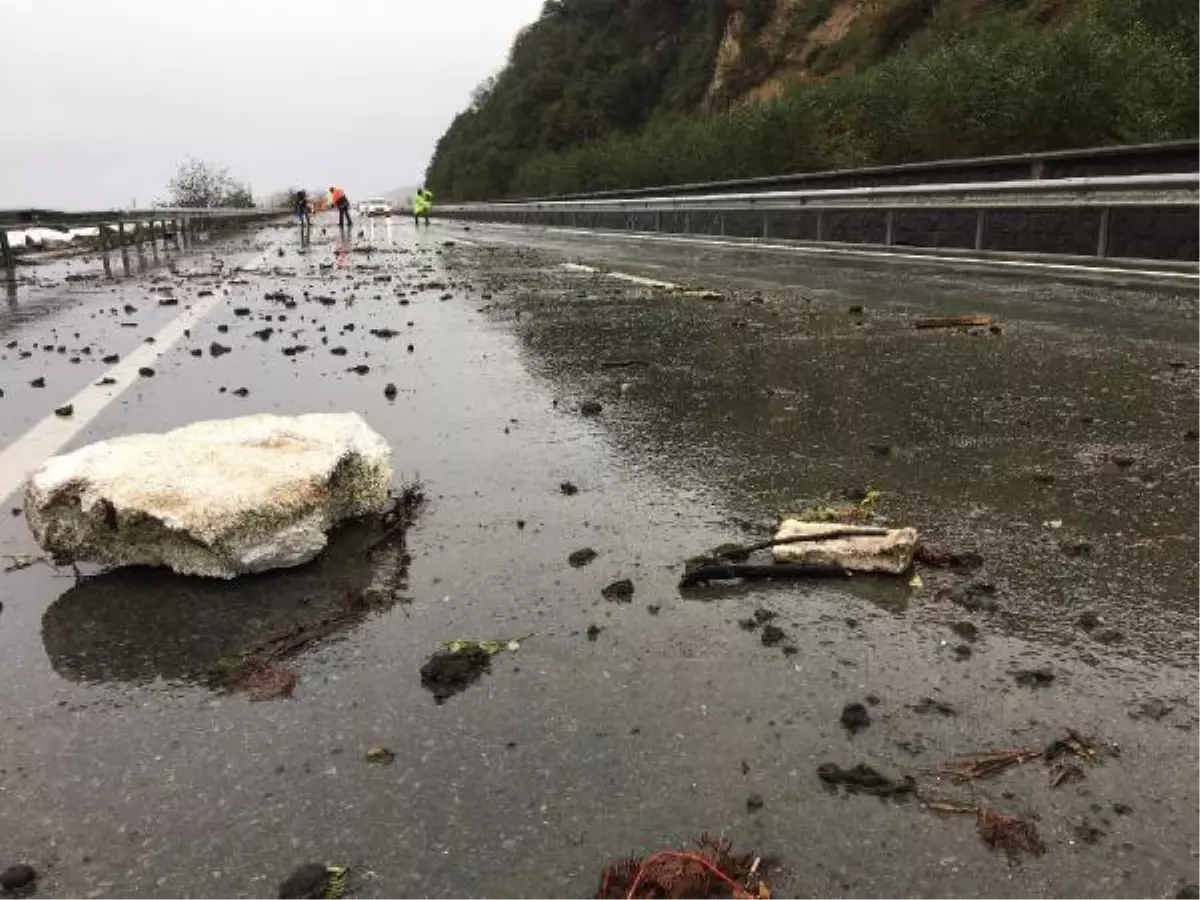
41;523;404;688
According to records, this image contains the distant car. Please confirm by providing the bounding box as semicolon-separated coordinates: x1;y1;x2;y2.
359;198;391;216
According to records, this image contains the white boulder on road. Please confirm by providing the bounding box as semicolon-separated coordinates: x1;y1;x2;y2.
25;413;393;578
772;520;918;574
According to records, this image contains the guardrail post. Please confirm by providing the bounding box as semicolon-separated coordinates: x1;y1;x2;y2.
762;210;769;239
684;211;691;235
884;210;895;246
117;216;130;275
0;229;14;283
1096;207;1111;257
655;211;662;233
718;212;725;236
974;210;987;251
99;222;112;277
815;210;825;242
148;218;159;260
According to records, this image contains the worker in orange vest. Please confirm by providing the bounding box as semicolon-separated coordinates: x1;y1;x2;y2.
329;185;352;229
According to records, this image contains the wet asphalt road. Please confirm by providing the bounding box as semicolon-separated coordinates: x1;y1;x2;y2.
0;216;1196;898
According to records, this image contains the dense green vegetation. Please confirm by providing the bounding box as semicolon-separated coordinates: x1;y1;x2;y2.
426;0;1197;199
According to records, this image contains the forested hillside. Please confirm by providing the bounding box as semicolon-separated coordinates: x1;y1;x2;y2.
426;0;1198;199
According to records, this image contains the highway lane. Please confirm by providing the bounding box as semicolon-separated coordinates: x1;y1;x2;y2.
0;216;1196;898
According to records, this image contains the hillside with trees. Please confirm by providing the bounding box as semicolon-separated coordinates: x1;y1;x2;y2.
425;0;1198;199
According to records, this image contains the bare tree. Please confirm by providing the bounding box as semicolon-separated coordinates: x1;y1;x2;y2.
167;158;255;208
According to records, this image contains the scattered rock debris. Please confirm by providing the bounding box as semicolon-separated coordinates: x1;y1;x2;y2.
976;808;1045;858
54;403;73;418
569;547;598;568
1013;667;1055;688
840;702;871;734
910;697;956;716
760;624;786;647
587;624;603;642
559;480;579;496
365;745;396;765
0;864;37;897
817;763;915;797
601;578;634;602
278;863;348;899
580;400;603;417
420;645;492;704
596;833;768;900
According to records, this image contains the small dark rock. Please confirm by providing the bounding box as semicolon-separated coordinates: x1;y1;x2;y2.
760;624;786;647
1077;609;1101;630
1133;697;1172;721
1185;429;1199;441
647;604;660;615
1032;472;1056;484
330;347;348;356
949;621;978;642
1093;627;1123;645
840;702;870;734
217;324;229;333
347;365;370;375
1061;540;1093;557
278;863;329;899
232;387;250;398
586;624;603;642
559;481;579;496
1014;667;1055;688
158;296;178;306
869;443;892;456
253;328;274;341
0;864;37;895
848;305;864;314
601;578;634;602
910;697;956;716
1111;455;1135;468
29;377;45;388
953;644;973;659
738;617;758;630
420;646;491;704
384;383;398;400
97;377;116;386
579;400;603;417
745;793;764;812
209;342;232;358
233;307;251;316
138;367;155;378
54;403;73;418
568;547;597;568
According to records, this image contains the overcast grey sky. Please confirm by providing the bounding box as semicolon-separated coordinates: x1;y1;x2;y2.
0;0;544;208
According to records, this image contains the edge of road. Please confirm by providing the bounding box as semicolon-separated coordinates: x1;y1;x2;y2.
452;221;1200;289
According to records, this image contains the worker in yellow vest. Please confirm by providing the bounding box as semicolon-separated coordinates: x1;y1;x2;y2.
413;188;433;227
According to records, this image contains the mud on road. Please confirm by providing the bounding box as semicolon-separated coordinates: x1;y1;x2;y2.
0;218;1196;898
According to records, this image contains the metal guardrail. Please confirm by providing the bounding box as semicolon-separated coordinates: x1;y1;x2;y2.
0;207;286;281
442;174;1200;262
508;139;1200;203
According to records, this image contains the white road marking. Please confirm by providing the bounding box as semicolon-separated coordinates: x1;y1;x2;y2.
478;221;1199;284
0;289;228;504
606;272;679;289
559;260;678;289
